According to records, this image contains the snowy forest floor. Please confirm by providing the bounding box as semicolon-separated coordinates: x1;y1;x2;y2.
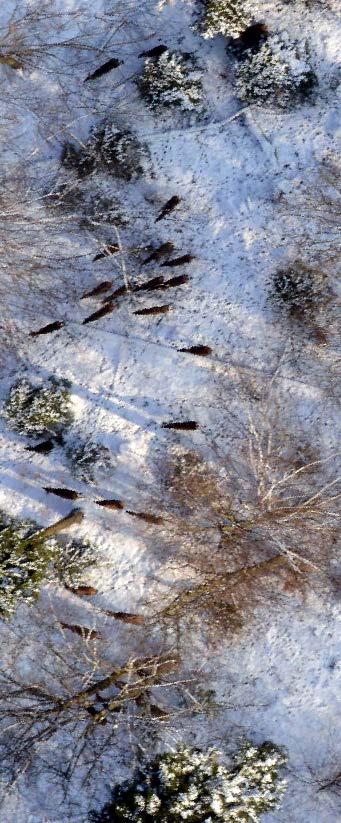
0;0;340;821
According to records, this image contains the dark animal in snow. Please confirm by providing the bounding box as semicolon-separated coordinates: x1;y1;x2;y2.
26;438;57;454
155;195;181;222
230;23;268;59
96;498;124;510
59;622;98;640
134;276;165;292
82;301;116;324
162;420;199;431
101;284;128;303
93;243;119;261
160;253;194;267
84;58;122;82
125;510;164;525
81;280;113;299
142;241;175;265
44;486;80;500
105;611;146;625
134;305;170;316
29;320;64;337
67;585;98;597
164;274;189;288
138;44;168;59
177;344;212;356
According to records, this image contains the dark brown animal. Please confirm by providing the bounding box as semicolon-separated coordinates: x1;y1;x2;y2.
81;281;113;299
26;438;56;454
105;611;145;625
84;58;122;82
134;276;165;292
164;274;189;288
134;305;170;316
102;285;128;304
125;510;164;525
160;254;194;267
59;622;98;640
162;421;199;431
82;301;116;324
44;487;80;500
142;241;175;265
177;345;212;356
138;45;168;59
230;23;268;58
67;586;98;597
149;704;169;719
96;499;124;510
29;321;64;337
93;244;119;261
155;195;181;223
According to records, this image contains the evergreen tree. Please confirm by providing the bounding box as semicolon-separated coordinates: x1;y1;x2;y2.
235;35;317;107
3;377;72;438
90;742;286;822
138;51;203;112
0;510;93;619
0;516;53;618
202;0;252;39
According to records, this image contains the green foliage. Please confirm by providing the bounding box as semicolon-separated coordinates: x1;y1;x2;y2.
90;741;286;822
202;0;252;39
0;512;98;618
3;377;72;438
270;261;327;316
138;51;203;112
0;516;53;619
235;35;317;107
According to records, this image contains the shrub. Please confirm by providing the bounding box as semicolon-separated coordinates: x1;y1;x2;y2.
52;538;97;588
235;35;317;107
202;0;252;39
61;123;146;181
66;438;116;484
0;515;53;619
270;261;328;317
138;51;203;112
3;377;72;438
90;741;286;822
0;511;97;617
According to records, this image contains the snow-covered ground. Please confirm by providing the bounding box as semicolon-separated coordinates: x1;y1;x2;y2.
0;0;340;820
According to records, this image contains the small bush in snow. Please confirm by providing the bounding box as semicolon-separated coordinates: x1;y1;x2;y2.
0;513;97;617
0;515;53;619
62;124;146;180
138;50;203;112
202;0;252;39
90;741;286;822
66;438;116;484
3;377;72;439
235;35;317;107
52;538;97;588
270;261;327;317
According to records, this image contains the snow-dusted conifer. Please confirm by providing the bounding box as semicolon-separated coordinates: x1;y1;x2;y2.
138;51;203;111
3;377;72;438
235;34;317;107
90;741;286;822
0;516;53;619
66;438;116;484
202;0;252;39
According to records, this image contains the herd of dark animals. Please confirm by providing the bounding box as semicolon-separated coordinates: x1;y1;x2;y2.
41;485;165;526
22;22;273;537
4;20;275;625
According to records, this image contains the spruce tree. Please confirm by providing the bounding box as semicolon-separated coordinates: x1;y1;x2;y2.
90;742;286;822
